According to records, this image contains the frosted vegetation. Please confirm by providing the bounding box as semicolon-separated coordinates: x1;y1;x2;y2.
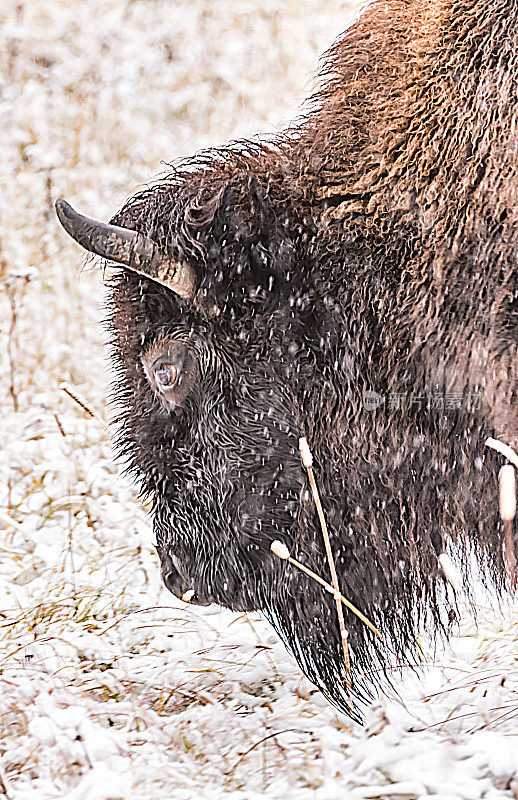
0;0;516;797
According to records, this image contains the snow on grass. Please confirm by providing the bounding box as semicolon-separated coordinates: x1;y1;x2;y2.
0;0;516;797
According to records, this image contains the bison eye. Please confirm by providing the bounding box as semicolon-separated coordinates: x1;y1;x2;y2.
154;363;178;389
142;341;193;406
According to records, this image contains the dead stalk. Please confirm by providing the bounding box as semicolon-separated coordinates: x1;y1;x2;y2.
0;760;12;799
59;381;109;431
270;542;380;638
299;437;353;706
53;412;94;530
7;287;18;412
486;437;518;471
487;439;517;591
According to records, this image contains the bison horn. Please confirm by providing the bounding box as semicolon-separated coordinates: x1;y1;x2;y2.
55;199;196;300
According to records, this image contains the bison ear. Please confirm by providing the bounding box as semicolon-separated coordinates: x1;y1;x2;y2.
205;172;295;305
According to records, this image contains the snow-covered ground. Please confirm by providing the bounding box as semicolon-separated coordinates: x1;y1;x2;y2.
0;1;516;797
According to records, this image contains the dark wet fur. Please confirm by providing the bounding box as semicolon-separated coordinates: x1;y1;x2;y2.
105;0;517;719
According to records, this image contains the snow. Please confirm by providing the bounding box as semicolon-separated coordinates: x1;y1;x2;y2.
0;0;516;797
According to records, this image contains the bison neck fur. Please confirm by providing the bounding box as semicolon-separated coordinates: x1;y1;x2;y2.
106;0;517;719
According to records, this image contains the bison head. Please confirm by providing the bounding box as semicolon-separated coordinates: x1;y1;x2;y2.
55;0;517;720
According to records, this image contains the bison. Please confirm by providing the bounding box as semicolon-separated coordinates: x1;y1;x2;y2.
56;0;517;720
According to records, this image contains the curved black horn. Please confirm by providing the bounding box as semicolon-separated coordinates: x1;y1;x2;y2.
55;199;196;300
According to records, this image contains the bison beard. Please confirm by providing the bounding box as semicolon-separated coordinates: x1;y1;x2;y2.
56;0;517;720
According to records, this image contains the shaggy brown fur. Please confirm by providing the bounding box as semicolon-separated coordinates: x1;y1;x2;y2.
76;0;517;718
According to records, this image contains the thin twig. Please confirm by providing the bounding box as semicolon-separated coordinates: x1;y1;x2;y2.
502;518;517;591
487;441;517;590
59;381;109;431
485;437;518;470
60;383;95;417
7;287;18;412
53;413;94;529
271;543;380;637
227;729;311;776
0;510;25;535
59;381;110;433
299;437;353;705
0;760;13;799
